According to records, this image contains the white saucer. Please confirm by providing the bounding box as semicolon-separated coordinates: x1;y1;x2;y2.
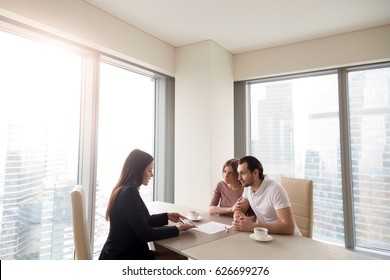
250;233;273;242
188;216;202;222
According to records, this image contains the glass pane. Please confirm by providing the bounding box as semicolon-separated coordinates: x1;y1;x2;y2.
0;31;81;259
249;74;344;244
94;62;155;254
348;67;390;251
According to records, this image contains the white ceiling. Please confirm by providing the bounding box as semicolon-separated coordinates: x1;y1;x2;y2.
83;0;390;54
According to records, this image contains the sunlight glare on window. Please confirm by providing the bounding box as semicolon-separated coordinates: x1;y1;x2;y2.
93;61;155;253
0;30;81;260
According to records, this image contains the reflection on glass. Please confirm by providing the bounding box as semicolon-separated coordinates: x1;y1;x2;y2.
249;74;345;244
348;67;390;251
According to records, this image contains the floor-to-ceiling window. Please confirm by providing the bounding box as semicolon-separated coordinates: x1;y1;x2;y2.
238;63;390;255
0;22;173;260
347;66;390;251
93;60;156;253
248;72;345;244
0;29;81;260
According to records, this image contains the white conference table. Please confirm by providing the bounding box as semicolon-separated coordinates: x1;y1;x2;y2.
147;201;372;260
180;232;370;260
146;201;237;253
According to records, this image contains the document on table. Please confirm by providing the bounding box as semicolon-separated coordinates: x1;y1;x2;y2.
193;221;230;234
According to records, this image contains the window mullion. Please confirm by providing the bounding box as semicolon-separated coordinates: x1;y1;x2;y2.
338;68;356;249
234;81;248;158
154;76;175;202
78;52;100;251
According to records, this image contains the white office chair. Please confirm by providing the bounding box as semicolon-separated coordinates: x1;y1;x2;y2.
281;177;313;238
71;185;92;260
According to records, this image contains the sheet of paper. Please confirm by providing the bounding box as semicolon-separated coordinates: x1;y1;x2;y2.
193;221;229;234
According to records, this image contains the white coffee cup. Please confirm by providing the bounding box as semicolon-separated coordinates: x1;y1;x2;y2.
188;210;200;220
254;227;268;240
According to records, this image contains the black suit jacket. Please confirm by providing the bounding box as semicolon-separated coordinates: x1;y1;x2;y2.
99;186;179;260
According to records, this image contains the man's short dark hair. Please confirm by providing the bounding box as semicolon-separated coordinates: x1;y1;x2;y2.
239;156;265;180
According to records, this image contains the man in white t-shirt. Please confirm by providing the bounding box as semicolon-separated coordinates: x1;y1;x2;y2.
232;156;300;235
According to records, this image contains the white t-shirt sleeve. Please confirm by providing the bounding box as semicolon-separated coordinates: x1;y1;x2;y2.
272;185;291;210
242;187;249;199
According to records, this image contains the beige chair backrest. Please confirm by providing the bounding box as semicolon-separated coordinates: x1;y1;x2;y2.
281;177;313;238
71;185;92;260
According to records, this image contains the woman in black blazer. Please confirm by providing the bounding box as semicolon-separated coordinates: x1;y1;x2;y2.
99;149;194;260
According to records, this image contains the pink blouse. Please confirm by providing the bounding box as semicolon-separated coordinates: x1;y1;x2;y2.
210;181;244;215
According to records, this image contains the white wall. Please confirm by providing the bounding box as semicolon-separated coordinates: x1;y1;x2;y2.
175;41;234;210
0;0;175;76
234;25;390;80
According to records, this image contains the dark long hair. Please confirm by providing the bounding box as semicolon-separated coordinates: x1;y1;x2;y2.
239;156;265;180
105;149;154;221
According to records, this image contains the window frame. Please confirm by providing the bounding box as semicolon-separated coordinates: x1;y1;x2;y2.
235;62;390;257
0;19;175;259
77;56;175;256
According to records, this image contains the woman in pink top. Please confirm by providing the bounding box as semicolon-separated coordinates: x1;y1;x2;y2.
209;158;244;217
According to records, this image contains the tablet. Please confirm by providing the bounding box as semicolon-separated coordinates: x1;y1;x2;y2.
179;217;198;227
